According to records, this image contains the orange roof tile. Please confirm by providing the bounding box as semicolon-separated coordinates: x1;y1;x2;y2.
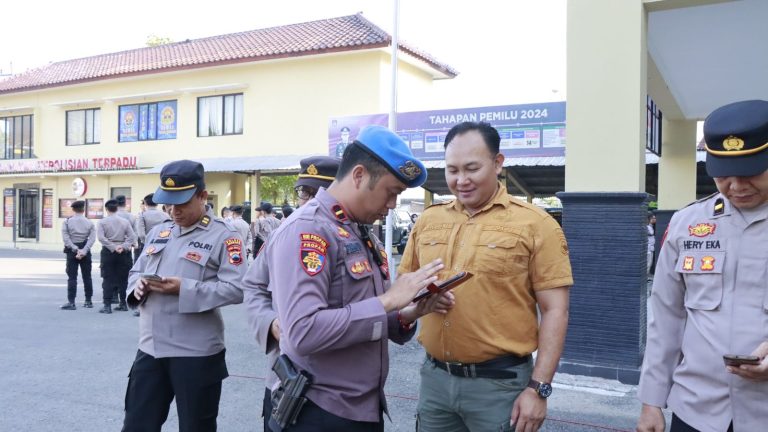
0;14;456;95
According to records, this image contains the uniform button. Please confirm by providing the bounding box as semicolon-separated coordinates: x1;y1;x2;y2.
454;266;459;271
460;242;465;246
444;320;450;327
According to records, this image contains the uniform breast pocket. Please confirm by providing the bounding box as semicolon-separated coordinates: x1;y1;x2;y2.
473;231;525;276
341;255;375;306
177;248;212;279
676;251;725;310
417;230;451;265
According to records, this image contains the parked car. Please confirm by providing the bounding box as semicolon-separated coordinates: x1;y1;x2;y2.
373;209;412;255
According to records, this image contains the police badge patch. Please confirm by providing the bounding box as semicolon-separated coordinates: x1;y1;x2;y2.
225;238;243;266
300;233;328;276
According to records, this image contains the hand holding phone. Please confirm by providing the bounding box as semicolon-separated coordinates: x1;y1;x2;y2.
141;273;163;282
723;354;761;367
413;271;473;302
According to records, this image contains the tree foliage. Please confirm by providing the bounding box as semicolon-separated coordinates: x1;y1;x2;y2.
260;175;298;206
146;35;173;47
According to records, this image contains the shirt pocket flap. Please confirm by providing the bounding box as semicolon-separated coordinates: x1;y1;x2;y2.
418;230;450;246
476;230;520;249
676;251;725;310
345;255;374;280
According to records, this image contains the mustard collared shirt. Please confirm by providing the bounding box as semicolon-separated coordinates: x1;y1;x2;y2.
398;182;573;363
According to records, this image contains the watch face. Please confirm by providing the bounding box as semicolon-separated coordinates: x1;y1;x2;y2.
538;382;553;398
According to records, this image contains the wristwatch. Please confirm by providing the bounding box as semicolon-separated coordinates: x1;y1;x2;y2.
527;379;553;399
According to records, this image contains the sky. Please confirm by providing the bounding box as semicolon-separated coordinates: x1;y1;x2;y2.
0;0;567;110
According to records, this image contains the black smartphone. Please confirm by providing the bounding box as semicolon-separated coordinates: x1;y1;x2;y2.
413;271;473;302
723;354;760;367
140;273;163;281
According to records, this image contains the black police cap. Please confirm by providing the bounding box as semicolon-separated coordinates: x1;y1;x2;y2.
230;205;244;214
70;200;85;211
295;156;340;190
153;160;205;205
704;99;768;177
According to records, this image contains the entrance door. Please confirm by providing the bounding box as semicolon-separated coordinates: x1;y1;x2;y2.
18;189;39;239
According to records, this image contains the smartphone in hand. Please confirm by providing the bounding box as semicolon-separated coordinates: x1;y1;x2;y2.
723;354;761;367
413;271;473;302
140;273;163;282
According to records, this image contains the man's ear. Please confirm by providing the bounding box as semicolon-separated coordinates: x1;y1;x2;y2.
351;164;366;189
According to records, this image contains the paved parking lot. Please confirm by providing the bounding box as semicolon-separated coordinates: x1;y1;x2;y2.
0;249;660;431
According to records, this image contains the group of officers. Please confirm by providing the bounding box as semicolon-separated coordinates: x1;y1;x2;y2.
58;99;768;432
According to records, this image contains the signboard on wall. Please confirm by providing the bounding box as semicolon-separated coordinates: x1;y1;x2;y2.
328;102;566;161
59;199;76;218
3;189;13;227
86;199;104;219
42;190;53;228
0;156;139;174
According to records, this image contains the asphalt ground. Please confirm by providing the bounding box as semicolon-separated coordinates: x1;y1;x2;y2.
0;248;668;431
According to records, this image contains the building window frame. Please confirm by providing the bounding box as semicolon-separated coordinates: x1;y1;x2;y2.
66;108;101;146
197;93;243;137
118;100;177;143
0;114;34;160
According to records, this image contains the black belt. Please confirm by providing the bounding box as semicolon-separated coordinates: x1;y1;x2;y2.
426;353;529;379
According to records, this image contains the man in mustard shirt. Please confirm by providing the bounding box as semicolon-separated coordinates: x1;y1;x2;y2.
399;121;572;432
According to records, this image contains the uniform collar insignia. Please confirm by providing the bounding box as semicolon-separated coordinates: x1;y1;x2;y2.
713;198;725;216
331;204;348;222
200;215;211;227
398;160;421;180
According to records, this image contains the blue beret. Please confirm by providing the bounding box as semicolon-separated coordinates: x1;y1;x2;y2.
704;100;768;177
153;160;205;205
354;125;427;188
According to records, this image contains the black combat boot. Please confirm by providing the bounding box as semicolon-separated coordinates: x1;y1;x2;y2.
83;300;93;308
60;302;76;310
114;302;128;312
99;304;112;314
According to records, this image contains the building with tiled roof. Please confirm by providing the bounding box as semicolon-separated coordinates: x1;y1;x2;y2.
0;13;455;250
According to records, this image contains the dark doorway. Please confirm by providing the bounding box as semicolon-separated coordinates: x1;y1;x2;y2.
18;188;39;239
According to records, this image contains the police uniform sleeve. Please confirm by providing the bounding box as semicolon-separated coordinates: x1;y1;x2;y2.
177;226;246;312
638;212;687;408
127;224;161;299
84;222;96;253
122;220;137;250
136;214;147;243
529;215;574;290
242;250;279;354
61;219;76;252
97;220;115;252
271;222;389;357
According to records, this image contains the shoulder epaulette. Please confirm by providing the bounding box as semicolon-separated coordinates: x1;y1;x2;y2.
677;192;719;210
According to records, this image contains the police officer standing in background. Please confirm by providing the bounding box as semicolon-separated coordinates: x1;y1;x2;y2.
229;205;253;257
265;127;452;431
60;200;96;310
242;155;340;431
123;160;246;432
115;195;138;264
97;199;136;314
637;100;768;432
135;193;171;250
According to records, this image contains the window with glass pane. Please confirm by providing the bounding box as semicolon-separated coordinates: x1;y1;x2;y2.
0;114;33;159
198;93;243;137
66;108;100;146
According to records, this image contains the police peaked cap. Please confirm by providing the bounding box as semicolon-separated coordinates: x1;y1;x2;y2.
353;125;427;188
704;99;768;177
153;160;206;205
295;156;340;190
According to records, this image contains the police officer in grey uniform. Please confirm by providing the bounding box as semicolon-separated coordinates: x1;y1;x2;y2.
263;127;452;431
637;100;768;432
97;199;136;314
243;155;340;431
60;200;96;310
115;195;138;264
135;193;171;249
123;160;246;432
229;205;253;257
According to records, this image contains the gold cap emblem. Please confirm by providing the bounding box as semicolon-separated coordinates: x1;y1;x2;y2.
165;177;175;187
307;164;318;176
398;160;422;181
723;136;744;151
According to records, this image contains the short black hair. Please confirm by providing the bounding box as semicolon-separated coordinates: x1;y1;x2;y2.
444;121;501;155
144;193;156;207
105;200;118;213
336;142;389;189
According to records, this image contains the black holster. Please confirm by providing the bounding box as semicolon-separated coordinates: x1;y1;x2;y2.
268;354;312;431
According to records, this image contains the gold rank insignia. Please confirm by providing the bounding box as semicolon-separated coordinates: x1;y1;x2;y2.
722;136;744;151
399;160;422;180
338;227;350;238
158;230;171;238
165;177;176;187
307;164;318;176
200;215;211;227
145;246;156;255
682;256;694;271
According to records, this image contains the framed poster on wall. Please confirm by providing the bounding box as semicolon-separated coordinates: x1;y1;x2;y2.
3;188;13;227
86;199;104;219
42;189;54;228
59;198;76;218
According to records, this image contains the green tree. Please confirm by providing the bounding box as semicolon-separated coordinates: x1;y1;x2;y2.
260;175;298;206
146;35;173;47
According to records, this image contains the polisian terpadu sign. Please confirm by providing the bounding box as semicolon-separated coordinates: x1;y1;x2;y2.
0;156;139;174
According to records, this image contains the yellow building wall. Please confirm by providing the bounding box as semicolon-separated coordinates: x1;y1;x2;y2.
0;49;439;249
